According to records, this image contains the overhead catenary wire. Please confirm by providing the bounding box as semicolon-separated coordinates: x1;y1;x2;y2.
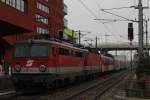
95;1;133;40
77;0;118;42
100;9;138;22
94;1;129;41
78;0;98;19
102;23;128;42
101;6;136;11
94;0;142;43
77;0;128;43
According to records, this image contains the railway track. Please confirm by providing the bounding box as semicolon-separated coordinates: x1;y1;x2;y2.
63;71;127;100
2;71;127;100
0;90;16;100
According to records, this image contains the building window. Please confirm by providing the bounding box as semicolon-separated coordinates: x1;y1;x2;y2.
37;27;49;35
16;0;21;10
0;0;25;12
0;0;5;3
37;2;49;13
20;0;25;12
36;14;49;25
12;0;16;8
6;0;10;5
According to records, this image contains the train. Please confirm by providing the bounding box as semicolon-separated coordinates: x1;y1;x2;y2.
11;39;126;92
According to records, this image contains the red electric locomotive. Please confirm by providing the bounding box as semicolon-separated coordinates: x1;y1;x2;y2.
12;39;90;91
11;39;126;92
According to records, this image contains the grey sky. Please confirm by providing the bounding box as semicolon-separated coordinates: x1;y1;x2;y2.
64;0;150;45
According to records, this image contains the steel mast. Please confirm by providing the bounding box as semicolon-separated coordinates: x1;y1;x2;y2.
138;0;144;63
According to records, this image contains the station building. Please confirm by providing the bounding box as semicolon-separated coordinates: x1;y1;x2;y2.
0;0;68;64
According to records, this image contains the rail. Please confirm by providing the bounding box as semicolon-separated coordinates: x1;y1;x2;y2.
0;91;16;100
64;71;127;100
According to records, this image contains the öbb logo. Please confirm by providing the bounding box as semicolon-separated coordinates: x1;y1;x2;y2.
26;60;34;67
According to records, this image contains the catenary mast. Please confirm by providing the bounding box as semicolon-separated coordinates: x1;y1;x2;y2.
138;0;144;64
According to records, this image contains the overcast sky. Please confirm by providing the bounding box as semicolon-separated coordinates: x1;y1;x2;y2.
64;0;150;45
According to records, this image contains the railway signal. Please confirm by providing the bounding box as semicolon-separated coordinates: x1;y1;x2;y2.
128;23;134;42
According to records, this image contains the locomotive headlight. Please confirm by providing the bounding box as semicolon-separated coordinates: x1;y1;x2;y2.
39;65;47;72
15;65;21;72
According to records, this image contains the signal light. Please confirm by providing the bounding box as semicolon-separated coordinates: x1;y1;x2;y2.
128;23;134;41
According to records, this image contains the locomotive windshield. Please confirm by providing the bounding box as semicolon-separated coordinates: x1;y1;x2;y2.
14;44;29;57
31;45;49;57
14;43;50;58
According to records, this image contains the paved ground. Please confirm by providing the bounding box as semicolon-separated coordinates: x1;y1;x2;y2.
0;75;14;93
1;72;150;100
99;71;150;100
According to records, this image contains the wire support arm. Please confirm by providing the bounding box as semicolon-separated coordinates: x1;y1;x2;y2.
100;9;138;23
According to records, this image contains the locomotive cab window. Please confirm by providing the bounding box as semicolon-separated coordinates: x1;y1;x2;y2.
31;44;49;57
14;43;50;58
14;44;29;57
